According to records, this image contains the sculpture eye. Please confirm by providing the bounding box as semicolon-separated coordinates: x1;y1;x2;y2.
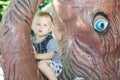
93;12;110;34
94;18;108;32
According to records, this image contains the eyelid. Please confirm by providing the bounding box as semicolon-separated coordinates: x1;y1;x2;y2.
93;12;108;21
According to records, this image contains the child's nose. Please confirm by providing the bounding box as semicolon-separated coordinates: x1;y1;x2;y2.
38;26;43;29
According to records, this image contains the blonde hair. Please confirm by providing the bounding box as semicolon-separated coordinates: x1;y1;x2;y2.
37;12;53;22
32;11;57;39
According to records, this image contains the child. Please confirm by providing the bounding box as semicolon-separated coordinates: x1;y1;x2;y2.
31;12;62;80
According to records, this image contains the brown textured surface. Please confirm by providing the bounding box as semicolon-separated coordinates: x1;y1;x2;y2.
0;0;43;80
52;0;120;80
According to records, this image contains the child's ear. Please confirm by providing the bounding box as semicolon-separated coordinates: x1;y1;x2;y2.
50;23;54;30
31;26;33;30
31;26;36;32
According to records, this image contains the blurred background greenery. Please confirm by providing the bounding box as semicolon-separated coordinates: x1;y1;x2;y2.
0;0;53;22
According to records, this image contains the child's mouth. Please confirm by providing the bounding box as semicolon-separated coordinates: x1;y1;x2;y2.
39;30;42;32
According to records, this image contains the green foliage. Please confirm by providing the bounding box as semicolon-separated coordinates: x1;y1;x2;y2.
39;0;53;9
0;0;10;21
0;0;53;21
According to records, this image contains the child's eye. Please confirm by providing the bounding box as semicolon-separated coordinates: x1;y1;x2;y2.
44;24;47;26
37;23;41;26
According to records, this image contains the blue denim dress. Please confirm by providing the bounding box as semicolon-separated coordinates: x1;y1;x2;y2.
31;32;62;76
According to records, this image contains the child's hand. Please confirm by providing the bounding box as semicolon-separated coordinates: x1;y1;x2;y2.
32;45;39;59
34;53;39;59
32;45;37;55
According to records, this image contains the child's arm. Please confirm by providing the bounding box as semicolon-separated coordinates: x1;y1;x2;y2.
34;52;55;60
33;38;58;60
32;45;55;60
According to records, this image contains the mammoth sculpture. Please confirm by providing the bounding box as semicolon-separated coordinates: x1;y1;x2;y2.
0;0;120;80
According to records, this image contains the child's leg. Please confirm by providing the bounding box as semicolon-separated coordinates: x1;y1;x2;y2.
37;60;58;80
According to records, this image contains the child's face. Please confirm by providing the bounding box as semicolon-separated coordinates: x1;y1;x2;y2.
33;16;52;37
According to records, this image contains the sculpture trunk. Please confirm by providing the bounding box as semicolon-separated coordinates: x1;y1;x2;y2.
0;0;43;80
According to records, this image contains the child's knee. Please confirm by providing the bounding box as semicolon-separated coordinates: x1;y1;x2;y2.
37;61;48;69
